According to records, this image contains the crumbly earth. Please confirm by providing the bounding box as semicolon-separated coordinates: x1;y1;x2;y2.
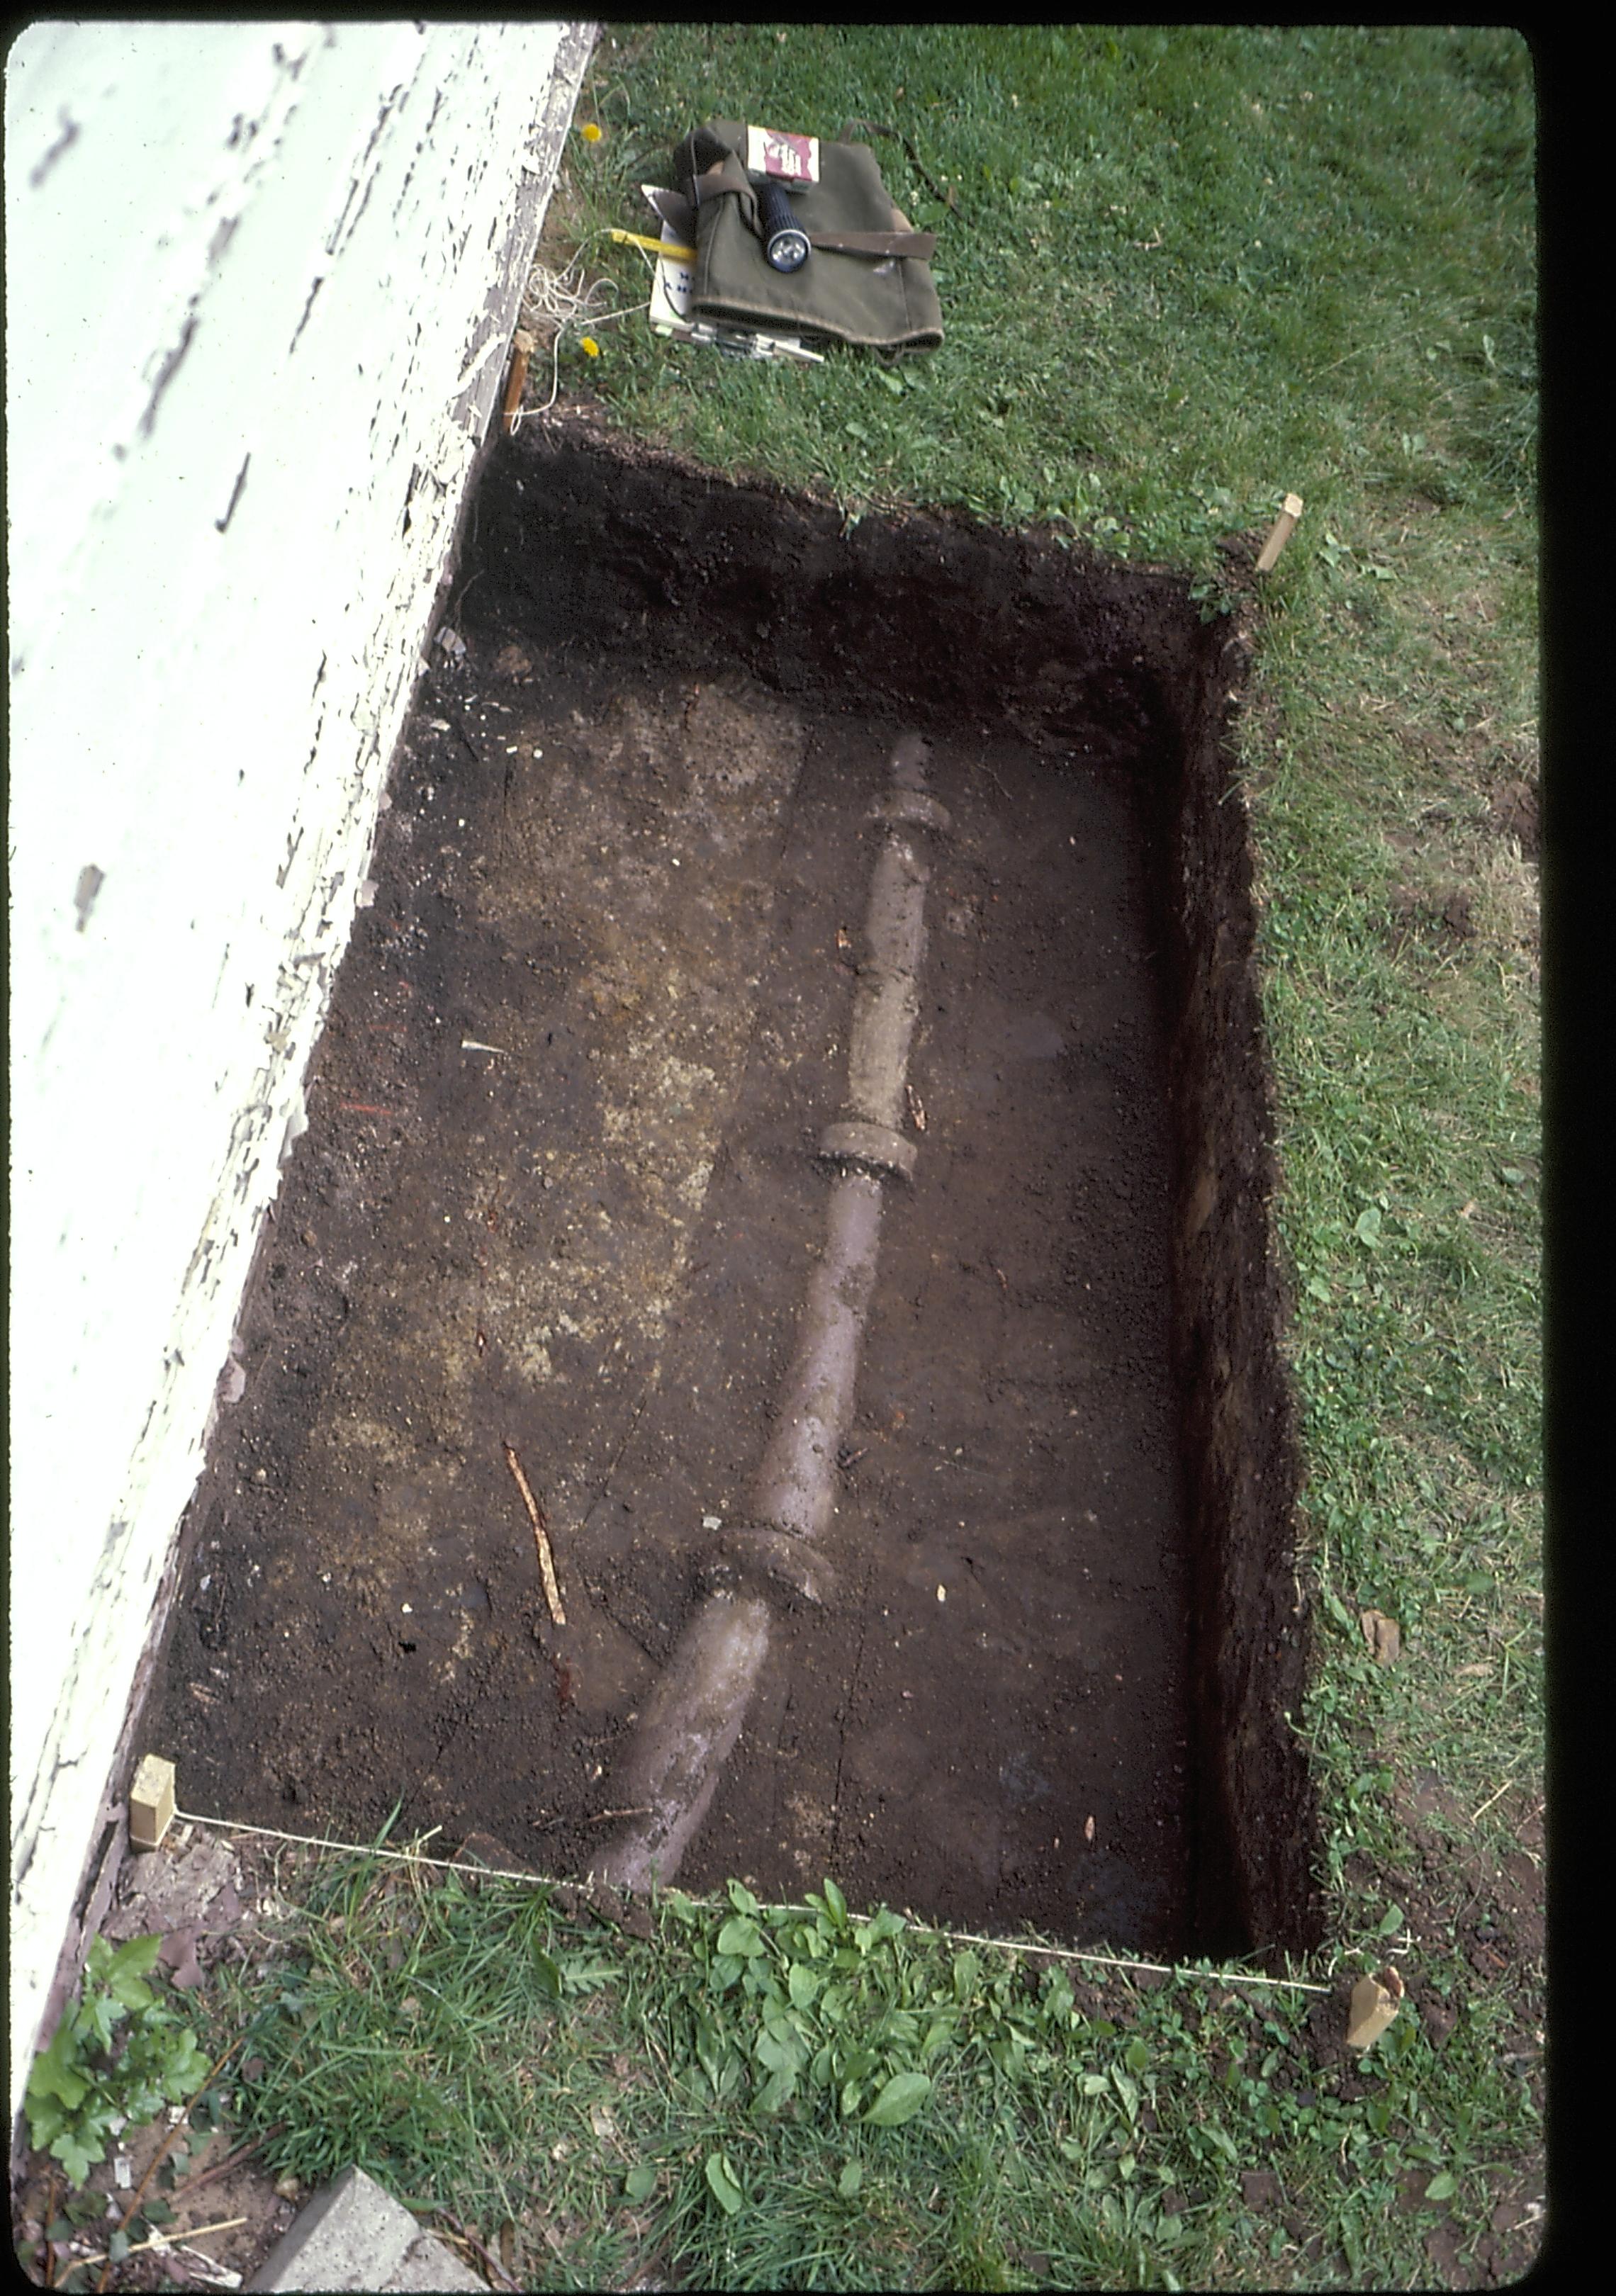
150;626;1191;1950
142;415;1328;1976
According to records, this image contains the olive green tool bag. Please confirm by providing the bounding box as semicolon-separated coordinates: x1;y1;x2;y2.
674;120;943;352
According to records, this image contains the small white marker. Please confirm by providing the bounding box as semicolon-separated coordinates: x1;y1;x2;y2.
937;1584;946;1603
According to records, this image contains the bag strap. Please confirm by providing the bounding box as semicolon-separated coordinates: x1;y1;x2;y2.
690;171;934;261
807;227;936;260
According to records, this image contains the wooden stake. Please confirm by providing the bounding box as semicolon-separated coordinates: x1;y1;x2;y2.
501;329;536;437
1255;491;1305;573
130;1755;176;1850
504;1443;566;1624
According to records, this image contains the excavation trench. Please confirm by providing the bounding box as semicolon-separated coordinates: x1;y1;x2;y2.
152;424;1320;1962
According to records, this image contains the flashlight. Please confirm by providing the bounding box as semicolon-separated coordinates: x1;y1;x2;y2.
753;173;810;273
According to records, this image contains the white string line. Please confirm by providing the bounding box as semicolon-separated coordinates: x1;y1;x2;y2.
172;1809;1331;1995
177;1811;495;1872
517;235;614;334
512;236;652;422
914;1930;1331;1995
515;299;653;424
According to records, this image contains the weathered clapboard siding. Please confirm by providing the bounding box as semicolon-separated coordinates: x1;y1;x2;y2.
6;18;595;2117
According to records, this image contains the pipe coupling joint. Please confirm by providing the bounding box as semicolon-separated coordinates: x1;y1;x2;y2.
869;790;953;837
817;1118;918;1183
696;1525;838;1612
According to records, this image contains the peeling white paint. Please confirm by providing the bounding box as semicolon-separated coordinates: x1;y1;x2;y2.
6;18;593;2117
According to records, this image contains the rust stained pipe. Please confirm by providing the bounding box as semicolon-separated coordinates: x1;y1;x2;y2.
590;734;950;1892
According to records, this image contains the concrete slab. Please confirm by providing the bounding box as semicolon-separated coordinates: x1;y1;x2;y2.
245;2163;485;2292
388;2234;493;2292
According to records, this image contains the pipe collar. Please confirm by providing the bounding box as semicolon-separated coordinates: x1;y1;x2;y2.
818;1118;917;1183
869;790;953;836
697;1525;840;1611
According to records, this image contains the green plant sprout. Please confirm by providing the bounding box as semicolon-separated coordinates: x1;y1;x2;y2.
26;1934;213;2185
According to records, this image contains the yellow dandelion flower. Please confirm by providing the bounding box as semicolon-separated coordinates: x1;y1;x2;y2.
580;120;602;142
580;336;600;357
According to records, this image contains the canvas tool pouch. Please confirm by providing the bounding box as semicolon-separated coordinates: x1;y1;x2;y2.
675;120;943;351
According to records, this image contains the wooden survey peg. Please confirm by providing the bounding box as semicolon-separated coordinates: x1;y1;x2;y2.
129;1754;176;1850
1255;493;1305;573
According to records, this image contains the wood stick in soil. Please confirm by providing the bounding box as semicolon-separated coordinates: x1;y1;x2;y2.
165;2125;283;2205
77;2216;249;2275
96;2039;240;2292
503;1442;566;1624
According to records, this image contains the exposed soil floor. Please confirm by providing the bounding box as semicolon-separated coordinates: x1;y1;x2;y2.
153;618;1193;1952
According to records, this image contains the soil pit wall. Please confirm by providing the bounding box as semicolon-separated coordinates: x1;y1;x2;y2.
152;426;1319;1961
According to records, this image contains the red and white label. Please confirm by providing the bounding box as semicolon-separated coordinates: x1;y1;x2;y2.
746;125;820;183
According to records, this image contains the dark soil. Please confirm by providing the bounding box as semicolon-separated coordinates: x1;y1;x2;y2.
147;418;1318;1962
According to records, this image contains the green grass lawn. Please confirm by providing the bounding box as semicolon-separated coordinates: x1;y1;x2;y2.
184;1823;1539;2291
555;26;1534;564
23;26;1541;2292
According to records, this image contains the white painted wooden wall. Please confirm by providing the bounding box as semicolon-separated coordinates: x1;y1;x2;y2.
6;17;593;2119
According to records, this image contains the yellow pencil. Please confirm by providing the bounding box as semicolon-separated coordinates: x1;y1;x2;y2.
610;227;697;262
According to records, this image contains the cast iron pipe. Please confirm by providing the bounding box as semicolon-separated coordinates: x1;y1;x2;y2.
590;733;950;1891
